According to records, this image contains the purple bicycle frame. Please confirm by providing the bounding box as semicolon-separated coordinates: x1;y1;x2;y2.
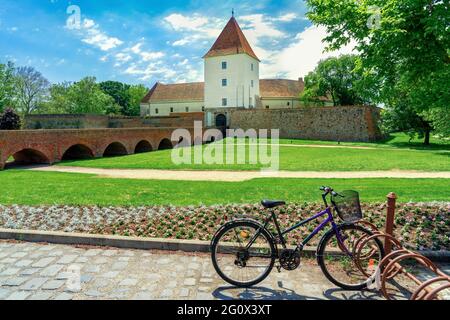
254;206;350;254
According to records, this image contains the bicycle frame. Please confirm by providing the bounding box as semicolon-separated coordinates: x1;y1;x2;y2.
246;206;348;255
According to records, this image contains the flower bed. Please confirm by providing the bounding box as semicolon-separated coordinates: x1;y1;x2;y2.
0;203;448;251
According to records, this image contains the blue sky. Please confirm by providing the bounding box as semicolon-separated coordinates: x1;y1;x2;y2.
0;0;354;86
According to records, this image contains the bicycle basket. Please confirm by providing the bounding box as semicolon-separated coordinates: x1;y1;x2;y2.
332;190;363;223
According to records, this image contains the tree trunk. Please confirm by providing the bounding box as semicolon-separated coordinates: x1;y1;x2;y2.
424;129;431;146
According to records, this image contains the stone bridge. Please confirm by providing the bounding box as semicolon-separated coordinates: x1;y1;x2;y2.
0;127;199;170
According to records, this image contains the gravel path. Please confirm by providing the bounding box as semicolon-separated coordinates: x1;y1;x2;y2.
28;166;450;182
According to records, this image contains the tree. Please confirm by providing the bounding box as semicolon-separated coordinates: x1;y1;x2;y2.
99;81;131;115
306;0;449;144
0;61;16;113
0;108;21;130
14;66;50;115
67;77;116;114
127;84;148;116
40;82;72;114
301;55;375;106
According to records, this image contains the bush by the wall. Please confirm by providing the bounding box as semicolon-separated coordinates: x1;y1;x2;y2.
0;108;21;130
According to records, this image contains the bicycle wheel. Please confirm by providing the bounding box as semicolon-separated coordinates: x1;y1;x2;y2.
211;220;276;288
317;224;385;290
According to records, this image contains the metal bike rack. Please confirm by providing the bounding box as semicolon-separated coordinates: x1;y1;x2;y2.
353;193;450;300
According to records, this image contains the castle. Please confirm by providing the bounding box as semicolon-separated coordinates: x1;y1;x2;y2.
140;15;324;128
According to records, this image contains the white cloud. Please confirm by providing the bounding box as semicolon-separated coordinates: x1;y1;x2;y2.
274;13;298;22
261;25;357;79
115;53;132;63
164;14;208;31
73;18;123;51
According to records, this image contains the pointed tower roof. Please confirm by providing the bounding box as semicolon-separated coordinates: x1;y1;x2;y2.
203;17;260;61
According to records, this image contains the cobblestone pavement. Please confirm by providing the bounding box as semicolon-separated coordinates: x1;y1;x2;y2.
0;241;448;300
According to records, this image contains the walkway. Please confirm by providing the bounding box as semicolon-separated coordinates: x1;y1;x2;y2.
29;166;450;182
0;240;385;300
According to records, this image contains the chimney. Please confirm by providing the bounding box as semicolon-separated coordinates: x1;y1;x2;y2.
298;77;304;83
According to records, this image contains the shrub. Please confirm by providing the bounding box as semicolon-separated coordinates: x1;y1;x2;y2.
0;108;21;130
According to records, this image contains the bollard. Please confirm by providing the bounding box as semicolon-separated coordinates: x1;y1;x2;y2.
385;192;397;255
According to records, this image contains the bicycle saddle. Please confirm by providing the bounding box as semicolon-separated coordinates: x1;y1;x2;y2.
261;200;286;209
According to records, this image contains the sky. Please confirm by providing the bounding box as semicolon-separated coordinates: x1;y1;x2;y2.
0;0;355;86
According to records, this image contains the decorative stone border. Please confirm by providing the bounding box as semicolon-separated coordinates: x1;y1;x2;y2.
0;228;448;262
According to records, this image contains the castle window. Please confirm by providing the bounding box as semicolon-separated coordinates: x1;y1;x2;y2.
251;80;254;88
202;106;205;112
186;107;189;112
155;108;159;114
222;98;228;107
222;61;227;70
222;79;227;87
251;63;254;71
266;106;270;109
170;107;174;113
287;102;290;106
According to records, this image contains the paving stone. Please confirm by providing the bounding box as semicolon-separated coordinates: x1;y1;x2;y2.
2;277;28;287
93;257;108;264
2;258;17;264
85;290;103;298
6;291;31;300
54;292;74;301
57;255;78;264
119;278;138;286
179;288;190;298
184;278;197;286
22;278;48;291
81;274;93;283
20;268;39;276
15;260;33;267
112;262;128;270
84;265;101;273
11;252;28;258
32;257;55;268
0;268;20;276
40;265;64;277
0;288;11;299
159;289;173;298
75;257;89;263
28;292;54;300
42;280;66;290
102;271;120;278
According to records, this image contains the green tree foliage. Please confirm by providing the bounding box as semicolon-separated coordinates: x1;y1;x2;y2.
42;77;116;115
99;81;132;115
301;55;375;106
0;61;16;113
0;108;21;130
306;0;449;143
127;84;148;116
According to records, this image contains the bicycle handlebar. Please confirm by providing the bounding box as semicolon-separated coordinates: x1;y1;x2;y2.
320;186;341;197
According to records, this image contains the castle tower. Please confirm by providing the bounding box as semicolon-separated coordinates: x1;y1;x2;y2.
203;16;260;110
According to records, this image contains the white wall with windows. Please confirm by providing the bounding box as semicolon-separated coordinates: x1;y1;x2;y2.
140;101;204;117
204;54;260;110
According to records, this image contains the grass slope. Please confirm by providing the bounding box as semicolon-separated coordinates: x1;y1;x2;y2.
1;170;448;206
59;142;450;172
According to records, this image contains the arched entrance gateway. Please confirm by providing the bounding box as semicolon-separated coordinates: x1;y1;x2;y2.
7;148;50;167
103;142;128;157
62;144;94;160
215;114;227;138
134;140;153;154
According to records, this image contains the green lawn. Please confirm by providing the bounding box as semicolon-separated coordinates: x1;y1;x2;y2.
0;170;448;206
277;133;450;151
59;140;450;172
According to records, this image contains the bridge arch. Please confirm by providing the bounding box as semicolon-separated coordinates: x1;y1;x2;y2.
62;144;95;160
135;140;153;154
103;142;128;157
9;148;50;166
158;138;173;150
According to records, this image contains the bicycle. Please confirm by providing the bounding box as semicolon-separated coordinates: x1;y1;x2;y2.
211;186;385;290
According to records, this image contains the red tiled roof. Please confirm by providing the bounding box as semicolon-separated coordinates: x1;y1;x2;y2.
203;17;260;61
141;82;204;103
259;79;305;98
142;79;306;103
